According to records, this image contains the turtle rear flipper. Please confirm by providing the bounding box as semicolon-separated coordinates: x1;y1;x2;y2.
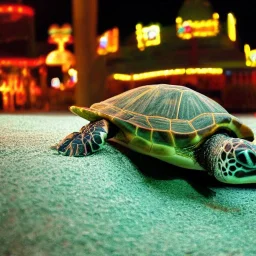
53;120;110;157
50;132;80;152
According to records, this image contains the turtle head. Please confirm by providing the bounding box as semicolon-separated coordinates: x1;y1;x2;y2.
214;138;256;184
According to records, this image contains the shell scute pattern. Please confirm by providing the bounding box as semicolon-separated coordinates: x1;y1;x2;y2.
137;128;152;142
100;85;183;119
118;111;134;121
196;125;217;140
131;137;151;152
172;132;198;148
214;114;232;124
152;131;174;146
113;118;136;136
78;84;254;149
100;106;120;117
148;117;170;130
171;120;195;133
177;89;227;120
191;114;214;131
231;118;254;140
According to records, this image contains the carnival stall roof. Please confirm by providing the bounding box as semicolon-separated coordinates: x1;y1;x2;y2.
106;0;245;75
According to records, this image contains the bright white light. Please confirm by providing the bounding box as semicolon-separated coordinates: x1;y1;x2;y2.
51;77;61;88
250;53;256;62
148;30;156;40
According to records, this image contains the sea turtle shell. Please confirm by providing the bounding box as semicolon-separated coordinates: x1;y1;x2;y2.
70;84;254;168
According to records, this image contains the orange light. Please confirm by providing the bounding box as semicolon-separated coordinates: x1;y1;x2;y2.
48;24;73;49
113;68;223;81
97;27;119;55
176;13;219;39
0;58;44;67
46;24;75;67
0;4;34;16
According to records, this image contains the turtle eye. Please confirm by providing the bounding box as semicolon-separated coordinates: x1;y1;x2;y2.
235;148;256;168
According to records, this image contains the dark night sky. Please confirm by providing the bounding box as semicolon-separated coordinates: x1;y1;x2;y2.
3;0;256;48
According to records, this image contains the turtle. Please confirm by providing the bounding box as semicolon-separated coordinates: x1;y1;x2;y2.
51;84;256;184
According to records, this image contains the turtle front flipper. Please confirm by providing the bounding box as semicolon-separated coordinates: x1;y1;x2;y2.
51;119;110;157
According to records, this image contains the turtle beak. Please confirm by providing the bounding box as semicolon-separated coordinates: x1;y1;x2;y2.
233;169;256;184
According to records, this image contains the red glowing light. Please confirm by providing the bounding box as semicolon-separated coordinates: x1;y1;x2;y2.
0;4;34;17
0;57;44;67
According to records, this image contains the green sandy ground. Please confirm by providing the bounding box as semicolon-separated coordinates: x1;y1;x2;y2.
1;112;256;256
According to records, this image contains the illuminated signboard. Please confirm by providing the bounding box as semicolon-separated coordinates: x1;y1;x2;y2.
112;68;223;81
46;24;75;69
97;27;119;55
0;57;44;67
135;23;161;51
244;44;256;67
47;23;73;49
176;13;219;40
0;4;34;16
227;13;236;42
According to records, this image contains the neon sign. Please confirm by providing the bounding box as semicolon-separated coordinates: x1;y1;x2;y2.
47;24;73;51
0;4;34;16
176;13;219;40
244;44;256;67
113;68;223;81
0;58;44;67
46;24;75;69
97;27;119;55
227;13;236;42
135;23;161;51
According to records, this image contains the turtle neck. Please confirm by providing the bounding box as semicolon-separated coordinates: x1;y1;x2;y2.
194;133;230;175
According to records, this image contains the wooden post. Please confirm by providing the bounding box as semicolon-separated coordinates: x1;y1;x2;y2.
190;37;198;66
72;0;98;107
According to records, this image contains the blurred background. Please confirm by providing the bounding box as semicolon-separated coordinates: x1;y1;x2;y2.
1;0;256;112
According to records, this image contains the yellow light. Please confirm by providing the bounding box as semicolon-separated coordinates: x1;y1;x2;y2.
212;13;219;20
46;49;75;66
227;13;236;42
68;68;77;76
244;44;256;67
113;74;131;81
176;15;219;40
135;23;161;51
175;17;182;24
46;24;75;67
244;44;250;54
68;68;78;83
0;81;9;92
112;68;223;81
246;60;252;67
47;24;73;51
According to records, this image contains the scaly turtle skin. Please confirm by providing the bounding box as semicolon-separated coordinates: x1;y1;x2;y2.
52;84;256;184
